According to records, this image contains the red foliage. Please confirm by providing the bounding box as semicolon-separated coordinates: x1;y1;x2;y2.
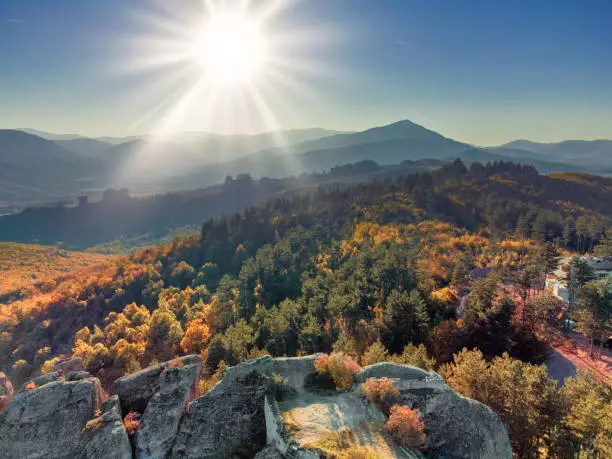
0;395;9;412
386;405;426;449
362;377;400;415
123;412;141;437
315;353;361;390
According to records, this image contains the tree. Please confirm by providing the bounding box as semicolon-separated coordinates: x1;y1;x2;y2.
180;319;211;354
441;348;567;458
391;343;435;370
576;280;612;357
222;319;254;365
565;257;594;309
561;372;612;457
170;261;196;289
361;341;390;366
383;289;429;353
146;305;183;361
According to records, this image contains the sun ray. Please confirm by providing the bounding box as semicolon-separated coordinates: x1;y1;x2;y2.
108;0;343;189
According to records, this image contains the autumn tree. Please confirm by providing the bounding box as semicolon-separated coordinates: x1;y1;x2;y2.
180;319;211;354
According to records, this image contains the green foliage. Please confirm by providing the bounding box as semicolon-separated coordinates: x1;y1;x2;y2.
441;349;612;458
3;160;612;459
382;289;429;353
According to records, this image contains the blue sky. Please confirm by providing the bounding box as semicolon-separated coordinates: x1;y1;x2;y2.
1;0;611;144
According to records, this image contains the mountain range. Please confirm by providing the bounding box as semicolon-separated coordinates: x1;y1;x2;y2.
1;121;611;212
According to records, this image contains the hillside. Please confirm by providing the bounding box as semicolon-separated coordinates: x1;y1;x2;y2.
498;139;612;172
1;160;611;457
0;242;114;299
2;120;600;212
0;160;441;249
0;130;104;209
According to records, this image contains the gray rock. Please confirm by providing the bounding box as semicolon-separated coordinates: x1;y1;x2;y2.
413;389;513;459
171;369;269;459
80;395;132;459
135;363;199;459
357;363;513;459
356;362;442;384
0;356;512;459
114;354;201;414
67;370;93;381
55;357;84;375
0;378;100;459
19;371;63;391
254;444;285;458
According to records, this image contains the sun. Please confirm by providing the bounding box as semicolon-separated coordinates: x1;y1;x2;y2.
196;12;268;86
116;0;340;138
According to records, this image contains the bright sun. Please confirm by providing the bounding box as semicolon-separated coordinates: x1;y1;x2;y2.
120;0;338;137
196;12;268;86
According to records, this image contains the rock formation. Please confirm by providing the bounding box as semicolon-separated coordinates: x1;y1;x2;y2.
0;355;513;458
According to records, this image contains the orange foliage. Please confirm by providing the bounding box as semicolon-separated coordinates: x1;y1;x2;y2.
362;377;400;415
386;405;426;449
123;412;140;437
0;242;115;297
315;353;361;390
180;319;211;354
24;381;37;391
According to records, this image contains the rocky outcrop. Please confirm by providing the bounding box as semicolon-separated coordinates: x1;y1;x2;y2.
0;355;513;458
356;364;512;458
171;368;269;458
54;357;84;375
135;363;199;458
0;377;102;458
114;355;201;414
81;395;132;459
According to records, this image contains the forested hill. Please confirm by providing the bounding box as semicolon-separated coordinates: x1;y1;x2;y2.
2;158;612;456
0;159;441;249
2;158;612;252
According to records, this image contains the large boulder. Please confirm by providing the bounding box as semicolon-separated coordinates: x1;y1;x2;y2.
170;369;269;458
0;378;100;459
135;363;199;459
80;395;132;459
357;363;513;459
114;355;201;414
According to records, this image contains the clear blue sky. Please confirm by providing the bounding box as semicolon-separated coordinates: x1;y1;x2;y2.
1;0;611;144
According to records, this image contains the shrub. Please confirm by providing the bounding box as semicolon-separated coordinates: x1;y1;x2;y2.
361;341;390;367
82;416;103;432
123;412;141;437
391;343;436;370
315;352;361;391
0;395;9;412
24;381;37;391
168;357;184;368
386;405;425;449
362;377;400;415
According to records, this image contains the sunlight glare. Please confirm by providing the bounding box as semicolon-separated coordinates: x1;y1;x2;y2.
196;12;268;86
